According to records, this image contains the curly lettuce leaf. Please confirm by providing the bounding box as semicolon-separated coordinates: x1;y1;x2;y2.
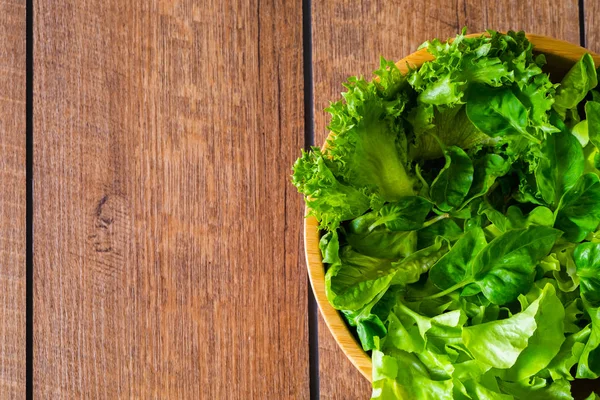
408;105;493;160
292;148;371;230
326;59;417;202
408;30;515;107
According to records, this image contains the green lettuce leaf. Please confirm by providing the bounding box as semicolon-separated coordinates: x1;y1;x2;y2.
498;377;574;400
417;218;463;249
368;196;432;231
577;306;600;379
409;106;493;161
545;325;591;381
555;173;600;242
586;101;600;151
464;154;510;204
430;146;474;211
480;204;554;233
345;213;417;259
342;290;390;352
371;349;454;400
390;237;449;285
501;284;565;381
386;302;467;355
326;60;417;202
535;128;584;208
292;148;371;229
466;84;536;143
319;230;341;264
472;226;562;304
574;242;600;307
462;283;558;369
325;247;395;311
429;227;487;290
553;54;598;119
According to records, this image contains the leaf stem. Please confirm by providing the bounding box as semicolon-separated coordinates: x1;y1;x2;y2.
421;213;450;229
519;127;542;145
429;132;446;152
415;164;430;194
367;213;399;231
485;181;500;198
406;279;474;302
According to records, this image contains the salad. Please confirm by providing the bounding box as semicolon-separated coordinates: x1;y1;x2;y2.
292;30;600;399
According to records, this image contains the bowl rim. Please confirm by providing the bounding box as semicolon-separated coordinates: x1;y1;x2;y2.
304;33;600;382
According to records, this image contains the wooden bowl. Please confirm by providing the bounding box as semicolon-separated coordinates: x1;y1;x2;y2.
304;34;600;382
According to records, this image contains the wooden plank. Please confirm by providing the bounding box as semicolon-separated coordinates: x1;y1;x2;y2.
33;0;308;397
311;1;579;397
585;0;600;54
0;0;26;398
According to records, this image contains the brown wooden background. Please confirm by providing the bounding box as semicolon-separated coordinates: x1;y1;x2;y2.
0;0;598;398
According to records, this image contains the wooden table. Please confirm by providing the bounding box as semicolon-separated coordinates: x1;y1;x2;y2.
0;0;597;398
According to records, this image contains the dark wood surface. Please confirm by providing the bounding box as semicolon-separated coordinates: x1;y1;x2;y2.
0;0;26;398
0;0;596;398
33;0;307;398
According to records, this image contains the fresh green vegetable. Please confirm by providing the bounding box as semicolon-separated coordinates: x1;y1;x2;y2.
430;146;474;211
536;128;584;208
368;197;432;231
574;243;600;307
555;173;600;242
470;226;562;304
576;306;600;379
462;284;550;370
292;29;600;399
466;84;536;142
345;213;418;259
553;53;598;119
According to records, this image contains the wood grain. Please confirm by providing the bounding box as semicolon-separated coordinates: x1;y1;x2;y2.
33;0;308;398
311;1;580;397
0;0;26;398
585;0;600;54
305;213;371;381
